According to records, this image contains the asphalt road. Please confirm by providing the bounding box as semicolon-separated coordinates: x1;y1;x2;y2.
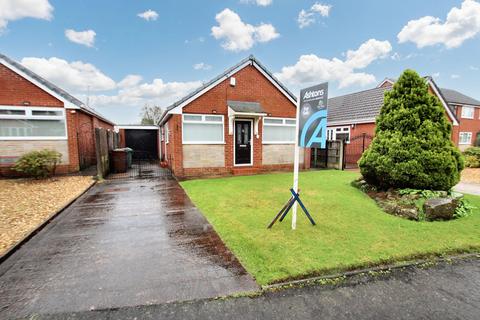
25;256;480;320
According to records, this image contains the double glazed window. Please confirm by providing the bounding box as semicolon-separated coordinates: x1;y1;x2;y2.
326;126;350;143
461;106;474;119
182;114;224;144
459;132;472;145
262;117;296;144
0;107;67;140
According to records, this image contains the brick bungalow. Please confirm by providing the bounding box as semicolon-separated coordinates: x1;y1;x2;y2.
327;77;480;166
0;53;115;175
159;55;310;179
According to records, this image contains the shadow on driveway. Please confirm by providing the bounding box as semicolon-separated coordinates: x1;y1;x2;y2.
0;176;257;318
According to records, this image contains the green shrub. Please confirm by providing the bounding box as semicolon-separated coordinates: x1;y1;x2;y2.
464;147;480;168
358;69;463;191
12;149;62;178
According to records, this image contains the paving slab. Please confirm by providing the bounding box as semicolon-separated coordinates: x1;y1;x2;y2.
0;175;257;319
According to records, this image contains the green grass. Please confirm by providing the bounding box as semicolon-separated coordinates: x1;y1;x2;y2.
180;170;480;285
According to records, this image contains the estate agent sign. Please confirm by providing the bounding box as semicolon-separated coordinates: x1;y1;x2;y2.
298;82;328;149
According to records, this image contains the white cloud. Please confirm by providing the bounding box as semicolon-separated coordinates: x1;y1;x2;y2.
193;62;212;70
85;79;202;109
137;9;159;21
470;65;479;71
451;74;461;79
432;72;440;78
397;0;480;49
298;2;332;28
0;0;53;32
65;29;96;47
211;8;279;51
118;75;143;88
21;57;116;92
275;39;392;89
240;0;273;6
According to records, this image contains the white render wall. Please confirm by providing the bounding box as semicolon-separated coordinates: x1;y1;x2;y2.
183;145;225;168
262;144;304;165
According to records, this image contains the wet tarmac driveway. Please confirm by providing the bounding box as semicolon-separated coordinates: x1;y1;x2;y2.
0;175;258;319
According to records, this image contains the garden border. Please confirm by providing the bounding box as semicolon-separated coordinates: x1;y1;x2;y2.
0;179;97;264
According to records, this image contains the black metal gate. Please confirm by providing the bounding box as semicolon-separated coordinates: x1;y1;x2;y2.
343;133;373;169
125;129;159;160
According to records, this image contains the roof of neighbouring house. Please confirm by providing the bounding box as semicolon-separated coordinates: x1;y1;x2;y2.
327;86;391;124
439;88;480;106
160;55;297;124
227;100;266;114
329;77;464;125
0;53;115;125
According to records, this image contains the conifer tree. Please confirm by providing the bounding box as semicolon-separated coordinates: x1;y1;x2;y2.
359;70;463;190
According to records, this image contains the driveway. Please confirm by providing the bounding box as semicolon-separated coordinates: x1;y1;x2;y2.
0;174;257;319
454;182;480;196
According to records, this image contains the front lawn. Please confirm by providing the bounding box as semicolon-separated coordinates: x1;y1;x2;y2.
181;170;480;285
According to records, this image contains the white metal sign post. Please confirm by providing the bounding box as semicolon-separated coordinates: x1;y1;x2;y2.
292;99;301;229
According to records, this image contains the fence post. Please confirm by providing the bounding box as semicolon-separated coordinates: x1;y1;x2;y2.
339;140;344;170
95;128;103;179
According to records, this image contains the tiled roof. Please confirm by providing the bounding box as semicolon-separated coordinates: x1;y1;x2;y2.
327;86;391;123
440;88;480;106
0;53;114;125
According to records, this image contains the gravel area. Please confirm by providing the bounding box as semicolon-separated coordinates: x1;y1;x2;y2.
0;176;95;256
461;168;480;184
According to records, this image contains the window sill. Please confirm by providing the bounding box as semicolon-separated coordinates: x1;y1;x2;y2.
0;137;68;141
182;142;226;145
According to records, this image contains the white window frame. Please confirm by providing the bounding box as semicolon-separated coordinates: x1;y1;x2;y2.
459;132;472;145
461;106;475;119
182;113;225;145
0;106;68;140
262;117;296;144
165;124;169;144
326;126;351;143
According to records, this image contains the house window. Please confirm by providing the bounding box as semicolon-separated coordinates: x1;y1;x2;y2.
459;132;472;145
0;106;67;140
263;117;296;144
327;126;350;143
182;114;224;144
461;106;474;119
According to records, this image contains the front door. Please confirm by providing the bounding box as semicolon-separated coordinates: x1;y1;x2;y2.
235;120;252;165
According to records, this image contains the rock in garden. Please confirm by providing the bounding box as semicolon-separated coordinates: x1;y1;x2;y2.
424;198;456;221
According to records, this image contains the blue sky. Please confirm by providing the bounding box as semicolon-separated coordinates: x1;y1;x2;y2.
0;0;479;124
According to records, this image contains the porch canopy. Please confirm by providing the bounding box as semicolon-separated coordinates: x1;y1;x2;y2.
227;100;267;137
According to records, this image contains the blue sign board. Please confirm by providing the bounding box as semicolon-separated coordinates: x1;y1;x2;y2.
298;83;328;148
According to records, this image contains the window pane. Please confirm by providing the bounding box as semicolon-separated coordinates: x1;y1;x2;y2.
32;110;63;116
285;119;296;125
0;109;25;115
336;132;350;142
205;115;222;122
462;107;474;118
183;123;223;142
0;119;66;137
263;126;295;142
184;115;202;121
264;118;283;125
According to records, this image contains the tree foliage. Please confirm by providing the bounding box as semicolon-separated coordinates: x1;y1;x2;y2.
359;69;463;190
140;104;164;125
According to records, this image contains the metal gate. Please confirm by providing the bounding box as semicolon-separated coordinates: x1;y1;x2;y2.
343;133;373;169
311;140;343;169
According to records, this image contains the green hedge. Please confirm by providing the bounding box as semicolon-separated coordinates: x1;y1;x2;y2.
13;149;62;179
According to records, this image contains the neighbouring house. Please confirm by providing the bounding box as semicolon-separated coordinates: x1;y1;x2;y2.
327;77;480;167
115;124;160;160
0;53;115;176
159;55;309;179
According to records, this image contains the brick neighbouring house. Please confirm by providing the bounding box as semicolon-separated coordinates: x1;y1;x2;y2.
0;53;115;176
159;55;310;179
327;77;480;167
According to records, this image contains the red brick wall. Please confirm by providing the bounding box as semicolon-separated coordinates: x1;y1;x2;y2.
167;64;300;178
0;64;63;107
452;104;480;148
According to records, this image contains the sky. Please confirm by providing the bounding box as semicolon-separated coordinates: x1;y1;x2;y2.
0;0;479;124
